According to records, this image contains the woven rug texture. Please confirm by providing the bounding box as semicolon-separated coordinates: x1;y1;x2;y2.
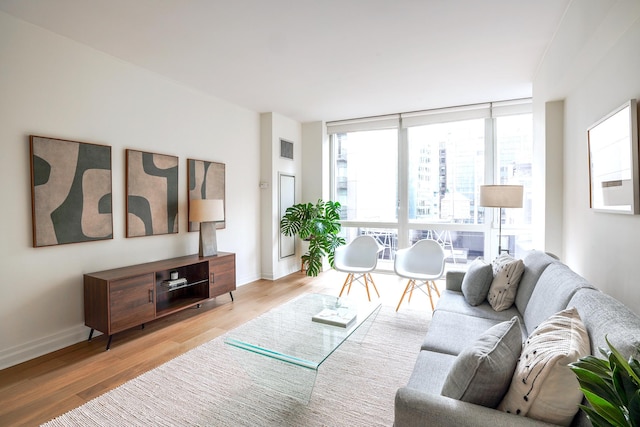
42;305;430;427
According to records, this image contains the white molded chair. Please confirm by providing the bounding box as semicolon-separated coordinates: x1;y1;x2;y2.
334;235;383;301
394;239;445;311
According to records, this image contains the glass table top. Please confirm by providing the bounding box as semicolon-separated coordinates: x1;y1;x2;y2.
224;293;382;371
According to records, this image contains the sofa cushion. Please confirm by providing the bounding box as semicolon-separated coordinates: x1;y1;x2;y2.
422;310;515;355
523;263;594;333
435;290;523;324
488;255;524;311
498;307;590;426
515;250;557;313
570;288;640;360
441;317;522;408
461;258;494;306
406;350;458;394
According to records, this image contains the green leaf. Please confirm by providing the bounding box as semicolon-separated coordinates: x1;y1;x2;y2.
612;363;633;407
607;337;640;384
582;389;629;426
580;405;617;427
572;355;613;378
629;390;640;427
572;366;617;402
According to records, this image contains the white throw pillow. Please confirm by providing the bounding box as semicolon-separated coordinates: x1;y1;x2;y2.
498;307;590;426
487;254;524;311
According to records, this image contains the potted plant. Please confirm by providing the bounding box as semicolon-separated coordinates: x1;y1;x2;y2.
569;338;640;427
280;199;345;276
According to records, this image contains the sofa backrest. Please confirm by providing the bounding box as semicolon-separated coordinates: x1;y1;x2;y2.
515;250;558;314
522;263;595;334
569;288;640;359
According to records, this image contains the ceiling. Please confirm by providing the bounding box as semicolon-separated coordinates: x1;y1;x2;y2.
0;0;571;123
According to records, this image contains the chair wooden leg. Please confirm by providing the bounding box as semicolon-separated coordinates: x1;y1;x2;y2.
426;281;435;311
363;274;372;301
339;273;352;297
432;280;441;297
396;280;413;311
367;273;381;298
408;279;416;303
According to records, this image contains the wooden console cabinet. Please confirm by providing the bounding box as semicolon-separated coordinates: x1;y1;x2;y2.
84;252;235;349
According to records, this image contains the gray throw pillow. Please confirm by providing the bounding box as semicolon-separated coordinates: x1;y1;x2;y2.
461;258;494;306
441;316;523;408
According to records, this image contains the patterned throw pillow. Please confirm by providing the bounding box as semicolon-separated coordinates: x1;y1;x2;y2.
441;317;523;408
487;254;524;311
461;257;494;306
498;307;590;426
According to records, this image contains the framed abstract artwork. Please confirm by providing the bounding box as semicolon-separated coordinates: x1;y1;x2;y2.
126;149;179;237
29;135;113;247
187;159;226;232
588;99;639;214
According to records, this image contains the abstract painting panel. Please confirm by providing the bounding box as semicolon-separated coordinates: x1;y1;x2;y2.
127;149;179;237
30;136;113;247
188;159;225;232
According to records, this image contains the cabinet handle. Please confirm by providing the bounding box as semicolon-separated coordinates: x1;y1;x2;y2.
149;289;153;303
210;272;215;283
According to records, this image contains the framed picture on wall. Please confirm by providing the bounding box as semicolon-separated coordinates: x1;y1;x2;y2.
187;158;226;232
29;135;113;247
587;99;639;214
279;173;295;258
126;149;179;237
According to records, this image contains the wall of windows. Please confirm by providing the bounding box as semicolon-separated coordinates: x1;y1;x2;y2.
328;100;532;270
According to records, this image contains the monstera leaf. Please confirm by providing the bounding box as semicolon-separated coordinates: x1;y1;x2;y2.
280;199;345;276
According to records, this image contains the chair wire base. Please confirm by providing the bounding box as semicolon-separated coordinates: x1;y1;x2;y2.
339;272;380;301
395;279;440;311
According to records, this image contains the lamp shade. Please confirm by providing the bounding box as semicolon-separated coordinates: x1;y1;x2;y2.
189;199;224;222
479;185;523;208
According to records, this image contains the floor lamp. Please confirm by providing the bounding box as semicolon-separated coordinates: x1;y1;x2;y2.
479;185;523;255
190;199;225;257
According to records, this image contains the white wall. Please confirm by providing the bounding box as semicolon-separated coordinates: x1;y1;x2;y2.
534;0;640;314
260;112;302;280
0;12;263;368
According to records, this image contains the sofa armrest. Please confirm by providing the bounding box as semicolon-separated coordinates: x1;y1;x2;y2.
445;271;465;292
394;387;558;427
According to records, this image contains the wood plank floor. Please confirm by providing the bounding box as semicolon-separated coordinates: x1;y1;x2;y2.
0;269;440;426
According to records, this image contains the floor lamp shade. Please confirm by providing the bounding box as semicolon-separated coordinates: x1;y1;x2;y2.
479;185;523;254
190;199;224;257
479;185;523;208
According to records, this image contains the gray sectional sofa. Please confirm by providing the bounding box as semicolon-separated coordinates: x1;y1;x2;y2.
394;250;640;427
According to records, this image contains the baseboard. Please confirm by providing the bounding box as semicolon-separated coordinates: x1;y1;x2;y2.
0;324;90;370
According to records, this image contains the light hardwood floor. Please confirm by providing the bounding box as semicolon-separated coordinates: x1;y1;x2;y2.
0;269;440;426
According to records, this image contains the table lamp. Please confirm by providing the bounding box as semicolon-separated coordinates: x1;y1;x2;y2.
189;199;224;257
479;185;523;255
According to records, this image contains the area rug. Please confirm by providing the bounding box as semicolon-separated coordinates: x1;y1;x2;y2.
42;303;430;427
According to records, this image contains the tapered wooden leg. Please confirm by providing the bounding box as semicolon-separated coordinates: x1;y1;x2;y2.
367;273;381;298
363;274;372;301
408;279;416;303
426;281;435;311
339;274;352;297
432;280;441;297
396;280;413;311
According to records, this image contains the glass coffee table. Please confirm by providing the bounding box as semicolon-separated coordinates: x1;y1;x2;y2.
224;293;382;402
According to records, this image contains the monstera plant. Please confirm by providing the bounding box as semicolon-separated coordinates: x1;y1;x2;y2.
569;338;640;427
280;199;345;276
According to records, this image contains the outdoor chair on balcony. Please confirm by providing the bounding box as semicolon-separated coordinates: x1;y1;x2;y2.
334;235;383;301
394;238;445;311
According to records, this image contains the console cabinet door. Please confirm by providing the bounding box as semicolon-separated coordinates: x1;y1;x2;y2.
209;255;236;297
109;273;155;333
